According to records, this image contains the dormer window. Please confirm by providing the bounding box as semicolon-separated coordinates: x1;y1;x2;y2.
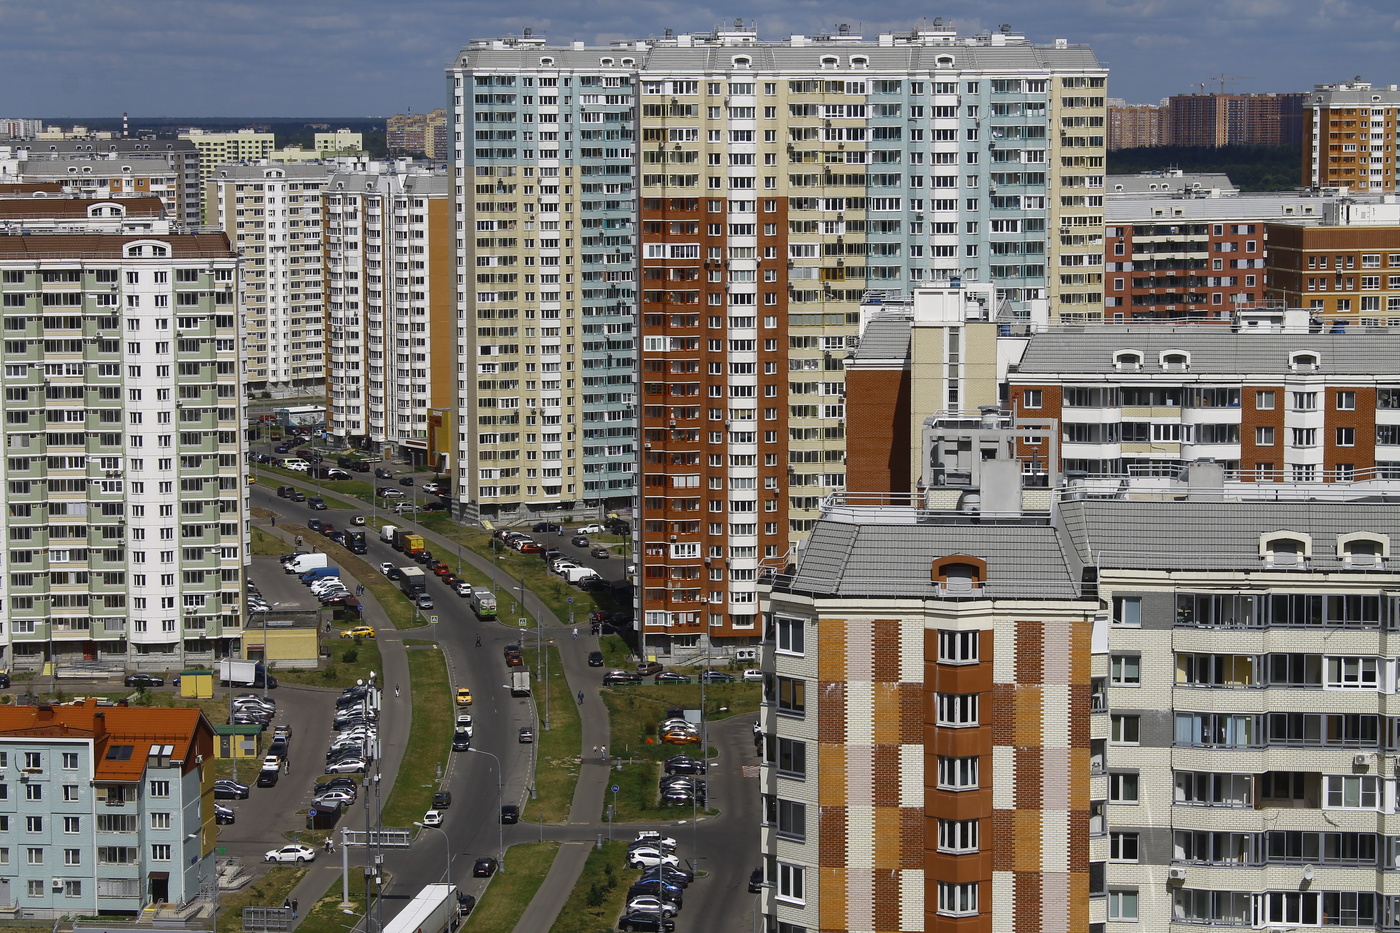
732;56;751;68
600;57;614;66
540;57;554;66
1290;351;1321;373
851;56;868;69
1339;533;1389;569
1114;350;1143;373
820;56;838;69
936;55;955;68
931;556;987;597
1261;533;1311;569
1160;351;1190;372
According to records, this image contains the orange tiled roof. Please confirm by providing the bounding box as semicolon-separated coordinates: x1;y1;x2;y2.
0;699;211;782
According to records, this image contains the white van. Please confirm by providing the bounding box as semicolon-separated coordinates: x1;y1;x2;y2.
281;458;310;472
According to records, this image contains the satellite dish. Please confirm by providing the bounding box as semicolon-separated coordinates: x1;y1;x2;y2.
1302;864;1315;881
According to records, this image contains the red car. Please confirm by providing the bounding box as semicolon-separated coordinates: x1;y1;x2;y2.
433;564;453;577
319;523;336;537
518;541;543;553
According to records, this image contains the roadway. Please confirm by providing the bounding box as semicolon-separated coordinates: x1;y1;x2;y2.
253;478;761;933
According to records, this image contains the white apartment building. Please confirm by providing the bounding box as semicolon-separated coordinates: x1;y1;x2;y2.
208;163;332;395
322;163;454;462
180;129;276;185
0;225;247;671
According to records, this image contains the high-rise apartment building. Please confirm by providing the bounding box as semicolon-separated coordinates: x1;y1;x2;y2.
0;139;202;226
387;110;449;159
449;23;1105;655
1304;80;1400;192
1168;92;1307;148
1107;99;1166;150
322;163;455;462
1266;197;1400;322
208;163;331;395
0;220;247;672
180;129;276;185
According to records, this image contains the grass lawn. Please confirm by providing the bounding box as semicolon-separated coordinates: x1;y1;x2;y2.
216;865;305;933
380;645;452;829
274;631;383;690
251;525;284;556
524;645;582;823
463;842;559;931
295;869;371;933
548;841;632;933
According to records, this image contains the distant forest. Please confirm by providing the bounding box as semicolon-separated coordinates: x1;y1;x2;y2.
1107;145;1302;192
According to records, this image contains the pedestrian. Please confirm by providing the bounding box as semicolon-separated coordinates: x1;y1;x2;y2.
394;684;400;698
600;744;607;761
592;745;598;758
475;635;482;647
291;899;298;919
271;515;276;527
324;838;331;853
284;758;290;775
577;690;584;705
295;535;303;547
572;627;578;640
283;898;291;914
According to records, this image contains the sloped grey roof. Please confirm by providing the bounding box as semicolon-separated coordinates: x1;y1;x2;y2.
783;518;1079;599
1104;195;1330;223
1059;498;1400;573
1016;328;1400;376
852;312;911;363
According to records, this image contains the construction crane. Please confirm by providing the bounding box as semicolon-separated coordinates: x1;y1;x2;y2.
1192;74;1252;95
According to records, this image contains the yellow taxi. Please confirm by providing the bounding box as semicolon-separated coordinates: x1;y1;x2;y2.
455;687;473;706
339;625;376;639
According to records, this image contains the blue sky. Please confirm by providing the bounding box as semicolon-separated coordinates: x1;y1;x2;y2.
4;0;1398;117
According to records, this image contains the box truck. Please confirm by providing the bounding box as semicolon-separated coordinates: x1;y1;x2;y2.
469;590;497;620
345;531;368;554
381;524;400;546
510;670;532;697
218;659;277;688
398;567;427;597
285;553;329;574
394;530;426;557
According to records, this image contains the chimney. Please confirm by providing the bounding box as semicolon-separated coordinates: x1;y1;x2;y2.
92;710;106;738
122;113;128;139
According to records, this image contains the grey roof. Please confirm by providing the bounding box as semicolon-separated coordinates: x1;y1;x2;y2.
209;163;336;181
1104;194;1331;223
1106;172;1237;197
9;138;197;155
325;170;450;197
852;312;911;363
1059;498;1400;573
782;518;1080;599
1015;327;1400;376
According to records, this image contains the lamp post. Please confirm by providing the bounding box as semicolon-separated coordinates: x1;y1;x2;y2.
467;748;505;873
412;822;452;884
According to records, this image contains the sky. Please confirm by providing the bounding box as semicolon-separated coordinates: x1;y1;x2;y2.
4;0;1399;118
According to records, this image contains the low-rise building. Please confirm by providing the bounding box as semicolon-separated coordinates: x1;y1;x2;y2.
0;700;216;916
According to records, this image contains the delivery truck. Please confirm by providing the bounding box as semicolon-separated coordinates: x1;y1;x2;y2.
469;589;497;620
380;524;401;545
285;553;329;575
345;531;368;554
394;529;426;557
399;566;427;597
218;658;277;688
510;670;532;697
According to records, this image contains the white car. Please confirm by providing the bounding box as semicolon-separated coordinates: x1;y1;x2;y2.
264;844;316;863
393;503;422;514
454;714;474;736
628;847;680;869
421;809;444;827
325;757;368;773
742;669;764;682
454;581;473;597
379;562;396;575
261;755;281;772
632;831;678;851
626;895;680;918
313;789;356;808
578;524;606;534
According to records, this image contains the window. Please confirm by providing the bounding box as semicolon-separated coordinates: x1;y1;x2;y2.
150;843;172;861
1113;596;1141;627
1022;389;1042;409
1337;427;1356;447
1325;656;1379;689
1255;426;1275;446
1111;714;1140;745
25;784;41;801
776;738;806;778
1255;390;1275;410
774;616;805;655
1110;655;1140;685
1108;890;1139;921
61;752;77;770
936;693;979;727
775;863;805;904
937;819;979;853
1109;832;1139;862
26;816;42;833
937;882;979;917
1108;772;1139;803
1337;390;1357;410
150;813;171;830
937;755;979;790
63;817;80;834
1325;774;1380;809
149;779;170;797
776;799;806;840
26;848;42;866
937;629;979;664
776;677;805;716
64;848;80;866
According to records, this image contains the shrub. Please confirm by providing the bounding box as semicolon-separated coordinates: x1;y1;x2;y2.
341;648;359;664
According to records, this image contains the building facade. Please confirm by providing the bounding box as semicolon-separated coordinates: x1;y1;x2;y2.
0;139;202;227
321;163;455;462
1266;198;1400;323
180;130;276;186
208;163;331;395
449;23;1107;653
1303;81;1400;192
0;226;248;671
1107;100;1166;150
0;701;216;916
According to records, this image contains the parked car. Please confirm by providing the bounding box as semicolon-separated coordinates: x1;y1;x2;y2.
617;914;675;933
376;487;405;499
473;857;497;877
577;524;606;534
500;805;520;824
214;803;236;825
264;845;316;864
124;673;165;688
742;669;765;682
518;726;534;743
393;503;421;514
452;731;471;751
455;687;473;706
627;847;681;869
416;594;435;610
625;895;679;918
637;662;664;676
628;879;685;901
603;670;642;686
421;809;444;827
532;522;561;533
637;864;693;887
454;581;474;597
587;651;605;667
350;514;366;525
632;831;678;851
308;497;327;510
698;671;734;683
255;770;279;788
213;780;249;800
379;561;396;575
664;755;707;776
432;791;452;809
590;546;611;559
748;868;764;893
655;672;691;685
325;757;368;773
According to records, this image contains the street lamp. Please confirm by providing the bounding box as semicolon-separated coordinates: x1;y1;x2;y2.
412;822;453;884
467;748;505;873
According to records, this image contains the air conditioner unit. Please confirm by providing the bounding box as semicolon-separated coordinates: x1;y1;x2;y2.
51;879;63;892
735;647;757;661
1167;867;1186;882
1355;753;1370;767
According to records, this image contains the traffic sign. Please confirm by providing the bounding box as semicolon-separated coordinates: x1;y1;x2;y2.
308;808;318;818
567;597;574;604
611;784;620;794
518;617;527;628
430;615;439;624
